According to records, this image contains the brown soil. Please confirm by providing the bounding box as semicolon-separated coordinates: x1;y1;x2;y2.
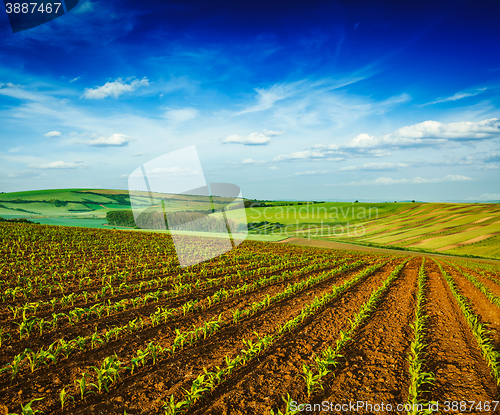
308;257;421;412
2;223;500;415
420;260;498;403
187;259;407;415
437;261;500;350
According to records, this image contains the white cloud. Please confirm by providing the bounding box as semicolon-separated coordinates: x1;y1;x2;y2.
130;152;146;157
335;174;474;186
83;77;150;99
86;133;131;147
339;162;409;171
242;158;257;164
274;150;343;162
466;193;500;201
29;160;86;169
69;77;81;83
164;108;198;123
44;131;61;137
269;166;278;170
320;118;500;151
422;88;486;106
222;129;285;146
292;170;330;176
235;82;303;115
142;167;199;177
390;119;500;140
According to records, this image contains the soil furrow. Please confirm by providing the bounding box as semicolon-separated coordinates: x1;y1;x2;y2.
0;259;375;411
184;259;406;415
60;259;393;414
307;256;420;412
420;260;498;403
438;260;500;351
0;258;360;365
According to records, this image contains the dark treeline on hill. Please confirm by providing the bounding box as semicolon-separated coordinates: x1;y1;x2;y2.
106;209;237;233
0;217;39;224
243;200;325;208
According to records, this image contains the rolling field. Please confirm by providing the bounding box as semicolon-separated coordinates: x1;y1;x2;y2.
0;222;499;414
330;203;500;259
1;189;499;259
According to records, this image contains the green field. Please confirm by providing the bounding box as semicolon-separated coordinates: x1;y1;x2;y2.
1;189;499;259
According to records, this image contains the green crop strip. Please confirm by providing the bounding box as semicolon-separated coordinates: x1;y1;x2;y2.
53;260;385;413
273;259;409;413
160;259;395;414
444;260;500;310
406;258;436;415
1;254;349;342
0;258;360;380
434;259;500;387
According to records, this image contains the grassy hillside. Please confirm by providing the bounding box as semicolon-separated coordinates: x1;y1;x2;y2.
331;203;500;258
1;189;498;258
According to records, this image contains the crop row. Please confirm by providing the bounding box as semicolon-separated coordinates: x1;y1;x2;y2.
46;260;386;414
406;259;435;415
1;251;334;320
170;260;406;415
1;257;354;344
0;258;363;380
444;261;500;310
434;260;500;386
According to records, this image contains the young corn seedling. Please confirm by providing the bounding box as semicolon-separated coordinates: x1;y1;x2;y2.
232;308;242;323
183;373;209;405
10;351;26;379
59;388;74;410
163;395;188;415
0;328;11;347
301;363;323;398
74;372;93;400
17;397;45;415
270;394;299;415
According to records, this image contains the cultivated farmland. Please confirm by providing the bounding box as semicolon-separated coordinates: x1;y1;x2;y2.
0;222;499;414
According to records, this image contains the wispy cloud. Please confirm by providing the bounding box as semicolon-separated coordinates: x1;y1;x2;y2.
44;131;61;137
465;193;500;201
164;108;198;123
234;77;368;116
222;129;284;145
29;160;86;169
334;174;474;186
235;81;304;115
69;77;81;83
83;78;150;99
338;162;409;171
74;0;95;14
5;171;46;179
274;150;344;162
86;134;131;147
421;88;487;106
290;170;330;176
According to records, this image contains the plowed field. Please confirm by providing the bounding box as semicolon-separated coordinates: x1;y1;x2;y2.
0;222;499;415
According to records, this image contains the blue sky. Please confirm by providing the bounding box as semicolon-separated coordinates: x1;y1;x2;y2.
1;0;499;201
